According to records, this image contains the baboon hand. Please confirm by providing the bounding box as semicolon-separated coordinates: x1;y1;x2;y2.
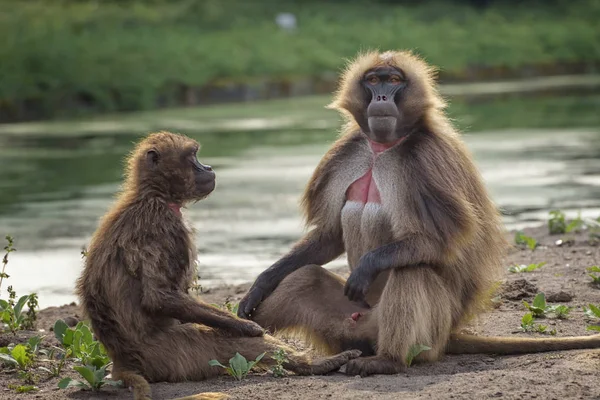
344;262;375;303
238;279;273;319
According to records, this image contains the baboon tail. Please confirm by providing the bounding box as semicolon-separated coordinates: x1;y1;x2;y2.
447;333;600;355
112;369;152;400
170;393;230;400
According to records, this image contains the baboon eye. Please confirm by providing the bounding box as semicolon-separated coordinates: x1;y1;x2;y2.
367;76;379;85
389;75;402;85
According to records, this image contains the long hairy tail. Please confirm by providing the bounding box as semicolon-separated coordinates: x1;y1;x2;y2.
447;333;600;355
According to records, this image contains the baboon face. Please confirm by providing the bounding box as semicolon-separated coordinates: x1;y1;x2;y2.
360;66;407;143
330;51;440;144
136;132;216;202
179;144;216;201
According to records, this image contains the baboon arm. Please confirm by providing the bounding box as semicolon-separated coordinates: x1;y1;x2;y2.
140;276;260;335
237;227;344;319
344;234;444;302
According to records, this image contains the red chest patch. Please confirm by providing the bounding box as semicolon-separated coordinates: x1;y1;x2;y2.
346;170;381;204
345;137;405;205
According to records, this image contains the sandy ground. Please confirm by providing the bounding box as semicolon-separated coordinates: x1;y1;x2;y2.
1;225;600;400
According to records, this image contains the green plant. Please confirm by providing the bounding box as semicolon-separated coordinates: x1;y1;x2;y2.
39;345;71;377
53;319;120;391
405;344;431;367
566;211;585;233
270;349;288;378
523;293;572;319
8;384;38;393
223;298;239;315
39;352;69;377
520;312;535;331
0;344;33;370
514;231;538;250
548;210;567;234
520;312;556;334
209;352;266;381
588;266;600;284
0;237;39;333
54;319;110;368
583;304;600;331
522;293;548;317
0;235;15;292
58;364;122;391
548;304;572;319
508;262;546;273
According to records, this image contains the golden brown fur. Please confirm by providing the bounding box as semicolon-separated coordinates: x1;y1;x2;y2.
239;51;600;376
75;131;360;399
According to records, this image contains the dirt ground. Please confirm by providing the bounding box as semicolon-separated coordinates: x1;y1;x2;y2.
1;225;600;400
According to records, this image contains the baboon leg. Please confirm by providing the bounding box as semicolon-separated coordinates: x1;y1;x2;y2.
346;267;458;376
252;264;377;355
127;324;360;385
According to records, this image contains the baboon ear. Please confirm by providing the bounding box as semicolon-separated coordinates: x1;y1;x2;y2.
146;149;160;167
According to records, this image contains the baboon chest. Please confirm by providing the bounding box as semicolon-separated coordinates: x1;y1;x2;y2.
339;146;396;268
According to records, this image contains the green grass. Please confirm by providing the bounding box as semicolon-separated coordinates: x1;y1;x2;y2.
1;0;599;120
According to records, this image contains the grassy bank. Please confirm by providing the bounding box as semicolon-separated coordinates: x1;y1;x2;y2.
1;0;599;121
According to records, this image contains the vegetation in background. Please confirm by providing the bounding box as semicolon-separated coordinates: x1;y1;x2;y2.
1;0;599;120
588;266;600;285
514;231;538;250
508;262;546;273
0;236;38;333
584;304;600;331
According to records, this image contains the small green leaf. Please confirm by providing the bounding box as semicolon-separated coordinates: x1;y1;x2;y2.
405;344;431;367
229;352;249;380
247;351;267;370
73;365;98;386
208;359;227;368
584;304;600;319
13;295;29;318
532;293;546;309
53;319;69;343
587;325;600;332
11;344;31;368
58;377;89;390
0;353;18;366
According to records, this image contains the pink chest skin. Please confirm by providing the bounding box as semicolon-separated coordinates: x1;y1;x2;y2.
346;137;405;204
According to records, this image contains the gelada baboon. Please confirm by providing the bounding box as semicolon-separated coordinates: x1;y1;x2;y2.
238;50;600;376
75;131;360;400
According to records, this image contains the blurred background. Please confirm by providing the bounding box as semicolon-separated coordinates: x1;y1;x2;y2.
0;0;599;308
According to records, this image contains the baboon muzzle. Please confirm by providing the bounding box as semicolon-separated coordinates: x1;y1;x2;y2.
366;88;400;141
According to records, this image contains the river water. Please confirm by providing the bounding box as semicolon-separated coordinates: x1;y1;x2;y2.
1;93;599;308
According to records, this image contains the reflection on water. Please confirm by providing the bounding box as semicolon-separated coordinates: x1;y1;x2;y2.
1;94;599;308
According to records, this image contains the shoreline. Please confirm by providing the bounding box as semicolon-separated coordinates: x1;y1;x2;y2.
2;224;600;399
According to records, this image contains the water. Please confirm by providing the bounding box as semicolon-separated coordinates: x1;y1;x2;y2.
1;93;599;308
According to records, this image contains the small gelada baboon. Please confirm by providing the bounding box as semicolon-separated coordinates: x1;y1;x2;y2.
238;50;600;376
76;131;360;400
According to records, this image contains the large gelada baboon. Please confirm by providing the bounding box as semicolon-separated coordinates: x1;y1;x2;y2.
75;131;360;400
238;50;600;376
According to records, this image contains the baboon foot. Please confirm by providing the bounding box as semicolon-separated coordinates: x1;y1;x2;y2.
345;355;405;377
292;349;362;375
